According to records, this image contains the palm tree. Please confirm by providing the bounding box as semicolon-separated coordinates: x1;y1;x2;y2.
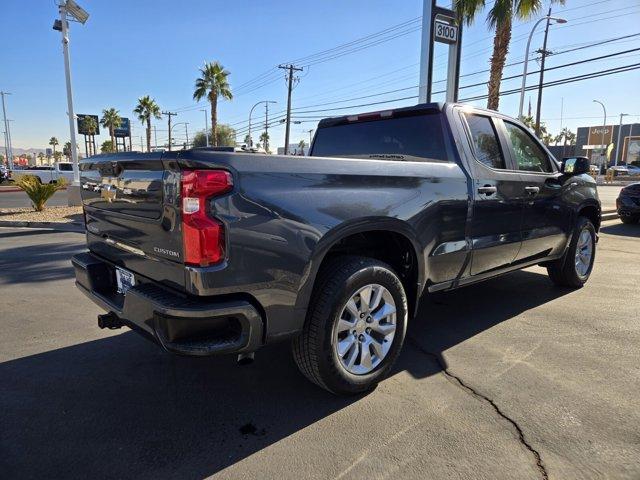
193;61;232;146
49;137;59;156
260;131;270;152
558;127;576;156
134;96;161;152
100;108;122;152
456;0;560;111
63;141;72;160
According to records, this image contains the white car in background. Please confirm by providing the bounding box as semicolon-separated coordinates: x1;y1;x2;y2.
16;162;75;183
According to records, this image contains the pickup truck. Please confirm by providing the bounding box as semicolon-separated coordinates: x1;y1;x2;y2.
16;162;75;183
72;102;600;395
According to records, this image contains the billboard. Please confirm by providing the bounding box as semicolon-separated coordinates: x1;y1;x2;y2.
587;125;613;146
77;114;100;136
113;117;131;137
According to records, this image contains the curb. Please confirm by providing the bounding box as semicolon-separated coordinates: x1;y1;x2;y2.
0;220;85;232
601;212;619;222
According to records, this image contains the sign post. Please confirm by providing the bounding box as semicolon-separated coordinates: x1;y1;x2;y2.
419;1;462;103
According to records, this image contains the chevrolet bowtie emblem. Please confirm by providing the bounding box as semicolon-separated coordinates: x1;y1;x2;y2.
101;184;117;202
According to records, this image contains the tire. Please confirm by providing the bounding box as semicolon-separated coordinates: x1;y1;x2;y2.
292;255;408;395
547;216;596;288
620;216;638;225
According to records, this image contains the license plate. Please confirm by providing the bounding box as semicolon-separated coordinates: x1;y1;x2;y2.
115;267;135;294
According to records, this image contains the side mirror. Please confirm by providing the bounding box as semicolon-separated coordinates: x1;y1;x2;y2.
561;156;590;175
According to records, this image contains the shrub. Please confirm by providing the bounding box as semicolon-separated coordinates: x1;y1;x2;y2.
14;175;67;212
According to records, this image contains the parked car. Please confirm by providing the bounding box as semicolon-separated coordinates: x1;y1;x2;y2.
608;165;629;176
616;182;640;224
625;164;640;176
72;102;601;395
15;162;74;183
0;164;11;183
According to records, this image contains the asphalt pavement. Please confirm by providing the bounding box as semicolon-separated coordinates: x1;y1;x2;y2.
0;222;638;479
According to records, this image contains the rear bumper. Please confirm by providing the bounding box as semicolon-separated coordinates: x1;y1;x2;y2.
72;252;264;356
616;197;640;218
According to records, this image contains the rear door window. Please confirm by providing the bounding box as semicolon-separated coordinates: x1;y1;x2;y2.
311;113;448;162
464;114;506;170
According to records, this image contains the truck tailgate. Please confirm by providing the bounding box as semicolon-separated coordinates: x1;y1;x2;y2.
80;153;187;291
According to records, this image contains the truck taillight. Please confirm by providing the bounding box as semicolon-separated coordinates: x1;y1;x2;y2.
181;170;233;266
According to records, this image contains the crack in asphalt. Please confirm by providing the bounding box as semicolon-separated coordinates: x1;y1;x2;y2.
407;337;549;480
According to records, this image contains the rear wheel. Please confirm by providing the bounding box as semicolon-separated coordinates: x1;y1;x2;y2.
547;216;596;288
292;256;408;395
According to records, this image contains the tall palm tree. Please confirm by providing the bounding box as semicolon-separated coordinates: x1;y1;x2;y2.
49;137;59;156
193;61;232;146
100;108;122;152
134;96;161;152
456;0;560;111
260;131;270;153
63;141;72;160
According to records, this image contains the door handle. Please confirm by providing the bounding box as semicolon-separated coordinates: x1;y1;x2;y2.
477;185;497;195
525;186;540;195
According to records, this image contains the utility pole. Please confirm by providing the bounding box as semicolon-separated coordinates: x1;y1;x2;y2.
307;129;314;145
534;7;552;137
0;92;13;169
278;64;303;155
162;111;177;151
184;123;189;148
153;125;157;149
201;108;209;146
593;100;607;172
140;136;144;151
264;102;271;153
615;113;629;167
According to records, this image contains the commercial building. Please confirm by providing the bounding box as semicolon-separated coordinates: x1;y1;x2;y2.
574;122;640;167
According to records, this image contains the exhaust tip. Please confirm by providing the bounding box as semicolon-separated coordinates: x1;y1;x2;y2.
237;352;255;366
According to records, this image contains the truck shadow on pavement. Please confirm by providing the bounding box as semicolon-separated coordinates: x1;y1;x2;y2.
599;222;640;238
0;270;571;479
0;237;82;284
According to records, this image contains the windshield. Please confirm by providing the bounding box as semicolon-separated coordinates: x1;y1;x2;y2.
311;112;448;162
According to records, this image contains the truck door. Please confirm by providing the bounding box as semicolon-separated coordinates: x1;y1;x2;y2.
500;120;572;261
460;112;523;275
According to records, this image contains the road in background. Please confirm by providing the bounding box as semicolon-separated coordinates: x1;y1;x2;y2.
598;184;624;211
0;221;638;479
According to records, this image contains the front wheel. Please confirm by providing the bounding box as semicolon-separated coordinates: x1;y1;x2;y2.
292;256;408;395
547;216;596;288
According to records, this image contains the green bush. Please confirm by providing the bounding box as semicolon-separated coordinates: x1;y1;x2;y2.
14;174;67;212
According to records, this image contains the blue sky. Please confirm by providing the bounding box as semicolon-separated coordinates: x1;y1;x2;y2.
1;0;639;151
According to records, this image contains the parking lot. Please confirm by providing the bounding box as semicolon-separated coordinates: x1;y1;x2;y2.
0;219;638;480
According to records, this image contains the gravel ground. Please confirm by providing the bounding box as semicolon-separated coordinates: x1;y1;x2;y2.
0;206;82;222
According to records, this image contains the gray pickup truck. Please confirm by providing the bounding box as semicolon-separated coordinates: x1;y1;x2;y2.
72;102;600;395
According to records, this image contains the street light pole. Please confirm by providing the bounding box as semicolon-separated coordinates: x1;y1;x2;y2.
0;92;13;169
518;15;567;120
593;100;607;171
200;108;209;146
249;100;276;148
59;4;80;186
